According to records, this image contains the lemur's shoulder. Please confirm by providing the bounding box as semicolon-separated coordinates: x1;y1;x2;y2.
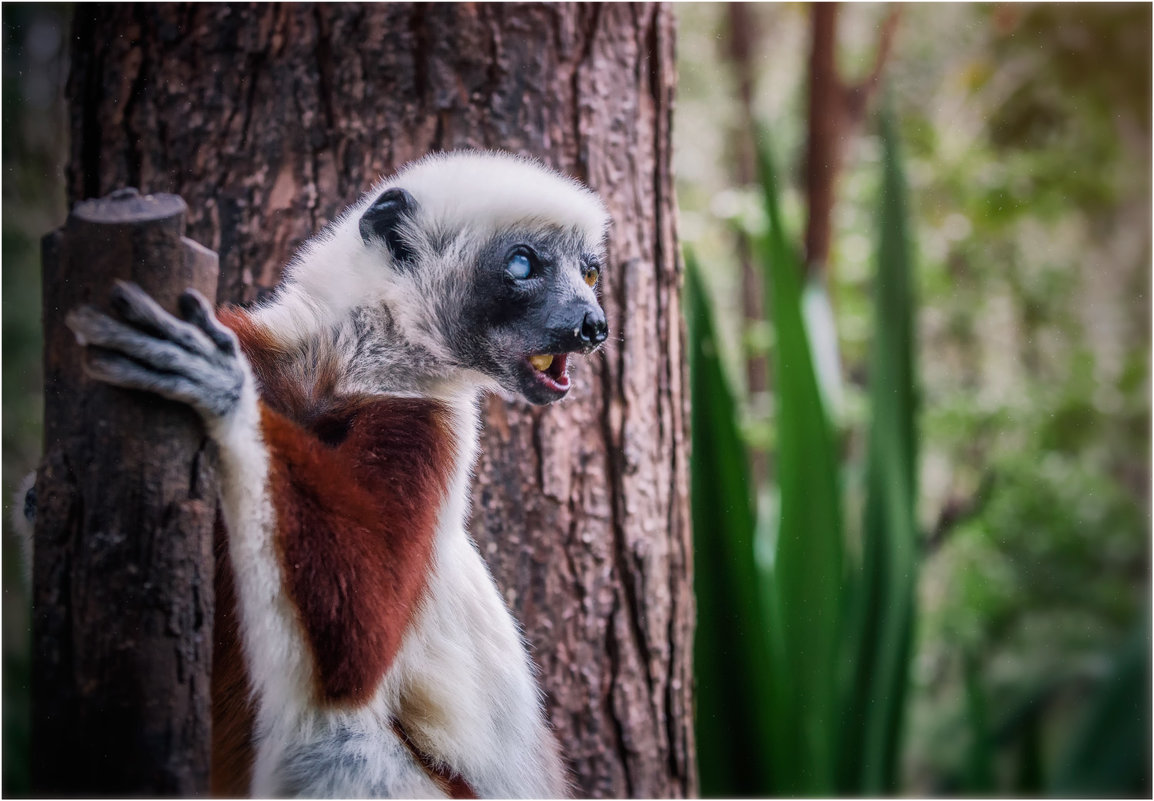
216;305;343;427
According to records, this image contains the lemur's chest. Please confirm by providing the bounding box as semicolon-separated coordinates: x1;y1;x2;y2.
208;383;465;794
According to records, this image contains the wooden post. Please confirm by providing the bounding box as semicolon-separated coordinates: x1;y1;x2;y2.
32;189;219;796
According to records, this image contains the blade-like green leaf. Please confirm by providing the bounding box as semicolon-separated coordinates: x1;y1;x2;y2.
685;249;775;796
1013;695;1045;794
839;101;920;794
962;650;996;793
754;129;845;795
1051;615;1151;796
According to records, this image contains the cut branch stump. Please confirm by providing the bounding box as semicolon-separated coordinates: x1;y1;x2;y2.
32;188;219;797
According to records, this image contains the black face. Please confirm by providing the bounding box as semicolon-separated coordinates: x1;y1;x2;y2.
450;229;608;405
360;187;608;405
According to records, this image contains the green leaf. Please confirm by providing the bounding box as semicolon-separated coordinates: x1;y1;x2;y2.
962;650;996;793
838;102;920;794
1051;615;1152;796
685;249;775;796
754;129;845;795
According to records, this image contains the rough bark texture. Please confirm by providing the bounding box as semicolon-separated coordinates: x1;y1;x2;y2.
67;4;692;797
32;190;219;795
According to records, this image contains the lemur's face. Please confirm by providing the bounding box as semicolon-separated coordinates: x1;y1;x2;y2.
454;227;607;405
360;172;609;405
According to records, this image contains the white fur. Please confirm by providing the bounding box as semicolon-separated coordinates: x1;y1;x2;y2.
210;151;586;797
381;394;567;797
385;151;608;246
205;372;321;795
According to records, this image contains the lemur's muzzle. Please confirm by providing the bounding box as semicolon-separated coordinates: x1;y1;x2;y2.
547;302;608;354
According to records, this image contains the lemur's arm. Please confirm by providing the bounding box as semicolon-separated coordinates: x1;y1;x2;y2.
67;282;451;707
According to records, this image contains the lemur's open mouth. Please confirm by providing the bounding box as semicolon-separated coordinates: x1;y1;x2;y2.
526;352;571;395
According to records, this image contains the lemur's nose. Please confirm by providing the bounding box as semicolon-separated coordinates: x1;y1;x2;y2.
580;309;608;346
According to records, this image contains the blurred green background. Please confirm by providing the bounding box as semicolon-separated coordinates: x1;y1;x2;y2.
2;4;1150;796
3;4;67;795
679;3;1149;796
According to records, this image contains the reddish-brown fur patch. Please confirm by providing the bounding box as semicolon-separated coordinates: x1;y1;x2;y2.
393;721;478;799
211;516;256;797
261;398;455;702
217;307;457;706
216;306;344;424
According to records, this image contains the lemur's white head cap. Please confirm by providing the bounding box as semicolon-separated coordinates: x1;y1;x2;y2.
376;150;610;245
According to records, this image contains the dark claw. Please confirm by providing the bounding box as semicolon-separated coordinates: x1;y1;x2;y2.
109;280;166;332
108;280;216;358
23;480;36;525
178;289;235;354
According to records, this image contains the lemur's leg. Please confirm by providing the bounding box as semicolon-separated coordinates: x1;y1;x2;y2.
392;536;569;798
273;724;445;798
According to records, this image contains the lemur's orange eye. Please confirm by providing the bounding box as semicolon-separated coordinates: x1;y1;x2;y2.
584;267;600;288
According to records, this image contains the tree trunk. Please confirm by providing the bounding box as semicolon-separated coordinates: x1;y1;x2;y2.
723;3;770;488
33;190;219;796
804;3;843;277
67;4;693;797
803;3;901;279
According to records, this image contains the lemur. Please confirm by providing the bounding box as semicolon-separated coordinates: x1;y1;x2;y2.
64;151;610;798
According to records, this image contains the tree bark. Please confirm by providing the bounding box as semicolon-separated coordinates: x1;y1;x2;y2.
67;4;692;797
32;190;219;795
803;3;900;278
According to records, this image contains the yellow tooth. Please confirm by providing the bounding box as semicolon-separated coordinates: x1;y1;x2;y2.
529;354;554;371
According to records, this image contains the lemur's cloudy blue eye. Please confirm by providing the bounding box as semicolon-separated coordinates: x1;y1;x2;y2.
506;251;533;280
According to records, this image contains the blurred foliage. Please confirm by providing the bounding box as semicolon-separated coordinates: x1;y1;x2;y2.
690;108;918;796
3;5;69;796
838;106;919;795
677;2;1150;796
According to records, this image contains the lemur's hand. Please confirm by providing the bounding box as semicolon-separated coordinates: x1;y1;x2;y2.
67;281;246;423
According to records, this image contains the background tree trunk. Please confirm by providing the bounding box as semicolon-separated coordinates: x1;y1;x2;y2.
803;3;900;279
803;3;843;277
66;4;693;797
723;3;770;488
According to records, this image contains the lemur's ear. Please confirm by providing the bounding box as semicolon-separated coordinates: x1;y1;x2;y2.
360;187;418;267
